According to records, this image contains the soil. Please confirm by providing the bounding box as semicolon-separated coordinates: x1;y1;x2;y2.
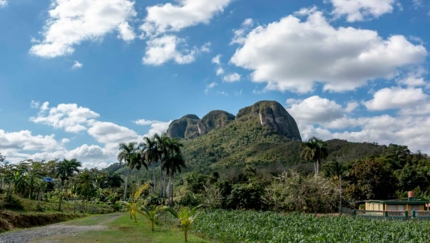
0;213;122;243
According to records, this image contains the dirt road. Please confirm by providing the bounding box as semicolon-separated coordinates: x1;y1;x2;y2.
0;213;123;243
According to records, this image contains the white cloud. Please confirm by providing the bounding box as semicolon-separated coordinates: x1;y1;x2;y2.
30;101;40;109
205;82;217;94
212;54;222;65
61;138;70;144
134;119;162;126
140;0;232;37
345;101;359;113
117;22;136;41
87;121;138;144
223;73;241;82
216;67;225;76
142;35;197;65
29;0;137;58
145;120;172;138
231;18;254;45
201;42;211;53
287;96;343;123
330;0;397;22
0;0;7;8
398;67;427;86
230;10;427;93
0;129;60;152
72;61;83;69
30;102;99;133
364;87;428;111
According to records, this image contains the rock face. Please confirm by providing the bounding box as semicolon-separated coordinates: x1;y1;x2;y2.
236;100;302;141
166;111;235;139
200;110;235;134
167;100;302;141
166;114;202;139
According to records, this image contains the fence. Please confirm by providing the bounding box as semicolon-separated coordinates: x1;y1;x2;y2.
351;210;430;220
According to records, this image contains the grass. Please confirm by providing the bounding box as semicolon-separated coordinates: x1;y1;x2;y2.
34;213;211;243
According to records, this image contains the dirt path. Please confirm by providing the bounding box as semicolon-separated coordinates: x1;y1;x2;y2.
0;213;123;243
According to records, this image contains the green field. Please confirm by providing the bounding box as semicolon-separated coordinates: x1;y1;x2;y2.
193;210;430;243
33;213;210;243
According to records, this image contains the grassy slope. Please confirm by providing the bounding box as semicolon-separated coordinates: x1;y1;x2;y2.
34;213;211;243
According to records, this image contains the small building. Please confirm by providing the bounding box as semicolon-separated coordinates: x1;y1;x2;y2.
364;191;429;216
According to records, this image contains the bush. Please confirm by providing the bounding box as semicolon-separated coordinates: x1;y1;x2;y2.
225;183;264;210
178;192;201;207
0;196;25;210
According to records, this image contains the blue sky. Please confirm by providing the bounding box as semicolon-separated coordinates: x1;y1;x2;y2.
0;0;429;167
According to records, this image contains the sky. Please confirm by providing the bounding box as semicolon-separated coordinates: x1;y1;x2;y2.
0;0;429;168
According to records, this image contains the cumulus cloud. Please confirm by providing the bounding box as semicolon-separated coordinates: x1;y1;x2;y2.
134;119;162;126
72;61;83;69
223;73;241;82
140;0;232;37
364;87;428;111
0;129;60;152
30;102;99;133
398;67;427;86
29;0;137;58
287;96;343;123
230;10;427;93
145;120;172;138
142;35;197;65
330;0;397;22
345;101;359;113
117;22;136;41
0;0;7;8
87;121;139;144
231;18;254;45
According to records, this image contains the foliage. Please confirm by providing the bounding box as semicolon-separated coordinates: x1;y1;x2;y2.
225;183;264;210
126;183;150;223
263;171;339;213
343;157;397;201
300;137;328;175
194;210;430;243
163;205;203;242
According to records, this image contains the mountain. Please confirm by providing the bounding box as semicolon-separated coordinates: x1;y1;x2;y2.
167;100;301;141
105;100;389;176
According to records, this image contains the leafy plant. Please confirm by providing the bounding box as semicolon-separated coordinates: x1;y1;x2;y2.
163;205;203;242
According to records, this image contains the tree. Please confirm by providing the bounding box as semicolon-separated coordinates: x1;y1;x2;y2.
140;136;161;193
163;205;203;242
300;137;328;175
162;137;186;204
154;133;169;199
55;158;81;211
323;159;346;215
344;157;397;201
74;169;97;215
118;142;138;201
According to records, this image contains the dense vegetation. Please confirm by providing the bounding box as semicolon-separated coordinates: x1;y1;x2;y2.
194;210;430;243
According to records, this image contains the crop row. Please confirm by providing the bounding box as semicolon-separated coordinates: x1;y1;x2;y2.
193;210;430;243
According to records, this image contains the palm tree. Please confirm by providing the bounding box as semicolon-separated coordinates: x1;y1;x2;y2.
154;133;169;199
118;142;138;201
300;137;328;176
163;205;203;242
323;159;345;215
162;137;186;204
140;136;160;193
55;158;81;211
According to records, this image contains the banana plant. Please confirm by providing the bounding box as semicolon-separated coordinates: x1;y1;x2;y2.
126;183;150;223
163;205;203;242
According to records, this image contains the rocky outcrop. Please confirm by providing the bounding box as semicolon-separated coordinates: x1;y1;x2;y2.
236;101;302;141
167;100;301;141
166;114;202;139
200;110;235;134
